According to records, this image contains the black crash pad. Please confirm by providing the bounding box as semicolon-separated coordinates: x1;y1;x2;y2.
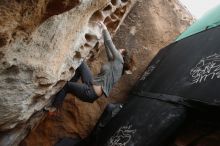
92;97;186;146
133;26;220;107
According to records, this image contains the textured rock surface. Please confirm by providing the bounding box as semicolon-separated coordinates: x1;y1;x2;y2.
0;0;135;145
20;0;194;146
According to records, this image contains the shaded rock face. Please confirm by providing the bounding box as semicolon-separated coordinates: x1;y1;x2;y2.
19;0;193;146
110;0;194;101
0;0;135;145
174;120;220;146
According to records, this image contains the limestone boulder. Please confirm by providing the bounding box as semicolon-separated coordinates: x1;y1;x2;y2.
0;0;135;145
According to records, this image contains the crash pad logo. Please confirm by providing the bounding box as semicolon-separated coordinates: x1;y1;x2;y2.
140;65;156;81
140;59;161;81
107;124;136;146
190;53;220;84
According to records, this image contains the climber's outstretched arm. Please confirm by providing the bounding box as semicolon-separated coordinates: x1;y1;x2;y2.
103;28;123;62
99;22;123;62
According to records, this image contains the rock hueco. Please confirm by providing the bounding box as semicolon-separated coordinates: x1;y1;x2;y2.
0;0;136;145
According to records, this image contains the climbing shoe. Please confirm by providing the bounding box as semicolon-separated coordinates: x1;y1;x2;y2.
44;106;58;116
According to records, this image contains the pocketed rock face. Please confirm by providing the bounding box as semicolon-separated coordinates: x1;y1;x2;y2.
20;0;193;146
0;0;135;146
0;0;80;46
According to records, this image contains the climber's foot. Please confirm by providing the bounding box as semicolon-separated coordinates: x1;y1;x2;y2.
44;106;58;116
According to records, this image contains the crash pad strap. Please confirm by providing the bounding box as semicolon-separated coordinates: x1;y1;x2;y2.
131;91;190;107
132;91;220;113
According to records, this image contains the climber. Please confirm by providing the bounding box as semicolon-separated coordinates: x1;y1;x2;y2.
44;22;134;115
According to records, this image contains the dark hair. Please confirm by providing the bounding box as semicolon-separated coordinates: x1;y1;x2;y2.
122;50;135;75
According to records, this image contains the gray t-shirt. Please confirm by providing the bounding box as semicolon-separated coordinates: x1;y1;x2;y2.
93;29;124;97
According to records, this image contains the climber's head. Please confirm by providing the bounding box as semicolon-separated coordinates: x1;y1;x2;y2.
120;49;135;75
